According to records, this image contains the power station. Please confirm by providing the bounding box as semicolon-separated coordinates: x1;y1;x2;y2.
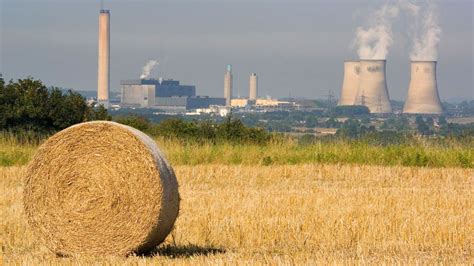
338;61;360;106
249;73;258;101
94;6;442;115
403;61;443;114
97;8;110;108
120;78;225;110
337;58;443;115
354;60;392;113
224;64;233;106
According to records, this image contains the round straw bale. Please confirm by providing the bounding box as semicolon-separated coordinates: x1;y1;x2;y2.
23;121;180;256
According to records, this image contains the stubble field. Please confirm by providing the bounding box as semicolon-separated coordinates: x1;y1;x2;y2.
2;164;473;264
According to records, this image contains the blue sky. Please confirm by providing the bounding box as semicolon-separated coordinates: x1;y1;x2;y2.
1;0;472;101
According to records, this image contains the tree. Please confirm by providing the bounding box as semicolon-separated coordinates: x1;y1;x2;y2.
115;115;151;131
336;118;363;138
0;78;110;135
415;116;432;136
438;116;448;126
89;105;112;121
332;105;370;116
305;116;318;128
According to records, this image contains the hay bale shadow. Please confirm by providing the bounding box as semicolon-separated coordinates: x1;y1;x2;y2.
143;244;226;258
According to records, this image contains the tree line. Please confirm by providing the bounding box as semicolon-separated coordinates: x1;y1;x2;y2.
0;77;110;137
115;114;274;145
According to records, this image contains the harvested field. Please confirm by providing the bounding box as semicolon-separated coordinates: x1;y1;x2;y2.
2;164;473;264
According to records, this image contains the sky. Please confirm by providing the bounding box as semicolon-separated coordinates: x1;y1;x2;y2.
1;0;473;101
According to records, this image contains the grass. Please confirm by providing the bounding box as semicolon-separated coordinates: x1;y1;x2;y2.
2;164;473;264
1;135;472;168
0;137;37;167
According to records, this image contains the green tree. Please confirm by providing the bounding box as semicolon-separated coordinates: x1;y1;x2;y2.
415;116;432;136
0;78;110;135
115;115;151;131
89;105;112;121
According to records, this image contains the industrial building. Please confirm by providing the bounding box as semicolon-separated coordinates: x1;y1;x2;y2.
403;61;443;114
354;60;392;113
155;97;226;111
120;78;225;110
230;98;295;108
338;61;360;106
231;98;251;108
97;9;110;107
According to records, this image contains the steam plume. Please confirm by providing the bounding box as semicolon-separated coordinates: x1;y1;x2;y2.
140;60;159;79
353;4;400;60
410;2;441;61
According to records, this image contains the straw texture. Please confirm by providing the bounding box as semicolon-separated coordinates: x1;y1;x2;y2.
23;121;180;256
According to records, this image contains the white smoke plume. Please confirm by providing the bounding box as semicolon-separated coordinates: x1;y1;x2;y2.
353;1;441;61
140;60;159;79
410;2;441;61
353;4;400;60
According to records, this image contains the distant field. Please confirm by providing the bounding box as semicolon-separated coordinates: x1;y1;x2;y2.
2;164;472;264
1;136;472;168
448;116;474;125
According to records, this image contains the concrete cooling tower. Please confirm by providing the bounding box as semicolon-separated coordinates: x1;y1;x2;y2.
355;60;392;113
403;61;443;114
249;73;258;100
338;60;360;106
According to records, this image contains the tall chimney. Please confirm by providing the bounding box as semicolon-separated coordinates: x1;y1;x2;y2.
338;60;360;106
224;64;233;107
355;60;392;113
249;73;258;100
97;9;110;108
403;61;443;114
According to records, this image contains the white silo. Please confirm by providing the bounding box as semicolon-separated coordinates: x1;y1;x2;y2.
224;64;233;107
249;73;258;100
355;60;392;113
338;60;360;106
97;9;110;108
403;61;443;114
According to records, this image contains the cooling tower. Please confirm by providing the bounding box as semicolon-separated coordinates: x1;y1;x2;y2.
338;60;360;106
403;61;443;114
355;60;392;113
249;73;258;100
97;9;110;107
224;64;233;106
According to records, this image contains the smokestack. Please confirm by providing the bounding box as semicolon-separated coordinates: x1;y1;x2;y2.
249;73;258;100
338;60;360;106
97;9;110;108
355;60;392;113
403;61;442;114
224;64;233;106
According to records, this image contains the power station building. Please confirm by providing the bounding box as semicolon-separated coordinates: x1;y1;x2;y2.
120;79;225;110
